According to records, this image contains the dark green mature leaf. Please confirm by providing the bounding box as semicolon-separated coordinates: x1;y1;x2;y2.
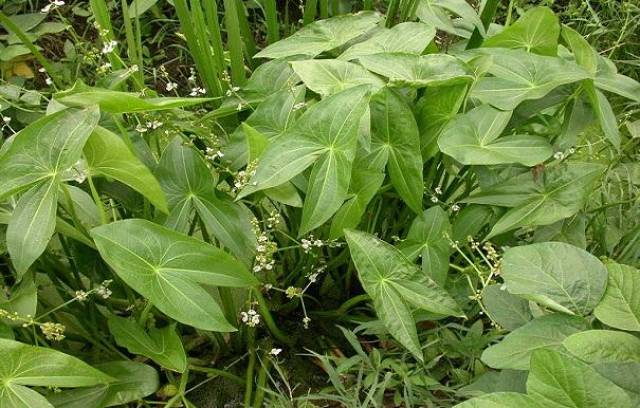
345;229;463;360
472;49;589;110
594;263;640;331
156;138;256;260
481;314;587;370
483;7;560;56
466;162;604;237
91;219;258;331
0;339;112;407
501;242;607;315
416;83;467;159
398;207;451;286
7;178;58;277
254;12;382;59
339;22;435;61
291;59;384;96
0;106;99;200
563;330;640;364
369;88;423;213
454;392;540;408
48;361;158;408
55;82;211;113
527;349;633;408
359;53;472;88
108;316;186;372
439;105;552;166
84;127;168;213
482;284;532;331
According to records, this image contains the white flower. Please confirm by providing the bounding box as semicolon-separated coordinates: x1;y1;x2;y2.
38;67;46;73
135;124;148;133
430;196;438;203
292;102;306;111
269;348;282;356
240;309;260;327
41;0;64;13
451;203;460;212
45;77;53;86
101;40;118;54
434;186;442;195
2;116;11;124
553;151;565;160
74;290;88;301
302;316;311;329
189;87;206;96
165;82;178;92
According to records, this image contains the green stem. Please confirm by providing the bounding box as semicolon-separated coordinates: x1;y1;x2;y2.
87;172;108;225
466;0;499;49
252;357;270;407
243;328;256;407
254;290;293;345
188;365;245;385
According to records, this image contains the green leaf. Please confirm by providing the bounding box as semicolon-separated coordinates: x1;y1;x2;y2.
0;339;112;408
561;25;598;74
91;219;257;331
416;83;467;159
369;88;423;213
359;53;472;88
345;229;463;360
84;127;168;213
0;106;99;200
156;138;256;260
501;242;607;315
239;85;370;203
329;164;384;238
291;59;384;97
595;72;640;103
7;178;58;277
439;104;553;166
482;284;532;331
585;84;620;150
398;207;451;286
108;316;187;372
339;22;436;61
563;330;640;364
467;162;604;238
454;392;541;408
594;263;640;331
472;49;589;110
415;0;485;38
483;7;560;56
55;82;211;113
254;12;381;59
481;314;587;370
527;349;633;408
0;274;37;327
48;361;158;408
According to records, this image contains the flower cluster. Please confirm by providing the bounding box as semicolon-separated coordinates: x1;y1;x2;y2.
41;322;66;341
96;280;113;299
41;0;65;13
240;309;260;327
233;161;257;192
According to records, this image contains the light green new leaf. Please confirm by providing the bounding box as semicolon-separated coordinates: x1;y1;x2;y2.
482;284;532;331
108;316;186;372
454;392;541;408
481;314;587;370
84;127;168;213
239;85;370;199
290;59;384;96
594;263;640;331
0;339;112;408
527;349;633;408
370;88;423;213
339;22;436;61
483;7;560;56
254;12;381;59
397;207;451;286
439;105;553;166
7;178;58;277
416;83;467;159
563;330;640;364
47;361;158;408
472;49;589;110
345;229;463;360
359;53;472;88
156;138;256;260
415;0;485;37
501;242;607;315
0;106;99;200
91;219;258;331
55;82;211;113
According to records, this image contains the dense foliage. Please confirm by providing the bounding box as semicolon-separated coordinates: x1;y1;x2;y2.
0;0;639;407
